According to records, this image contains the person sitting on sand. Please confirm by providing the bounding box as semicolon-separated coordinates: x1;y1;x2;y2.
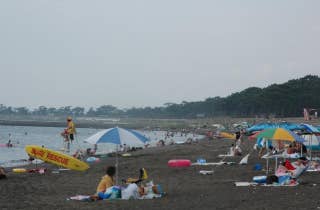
96;166;116;199
0;167;6;179
272;158;309;185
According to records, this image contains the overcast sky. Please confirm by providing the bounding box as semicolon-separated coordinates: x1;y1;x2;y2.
0;1;319;109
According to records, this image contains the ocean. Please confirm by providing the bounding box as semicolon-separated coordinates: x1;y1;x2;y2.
0;125;202;162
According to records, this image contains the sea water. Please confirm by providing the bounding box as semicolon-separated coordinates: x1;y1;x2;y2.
0;125;203;162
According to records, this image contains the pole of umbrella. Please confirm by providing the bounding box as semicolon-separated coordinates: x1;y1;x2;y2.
116;145;118;186
309;135;312;161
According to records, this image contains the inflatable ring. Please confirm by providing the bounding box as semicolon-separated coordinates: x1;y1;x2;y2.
168;159;191;167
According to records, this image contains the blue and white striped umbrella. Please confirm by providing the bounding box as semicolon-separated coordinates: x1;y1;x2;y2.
85;127;149;146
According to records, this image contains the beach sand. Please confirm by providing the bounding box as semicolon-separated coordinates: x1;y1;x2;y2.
1;137;320;210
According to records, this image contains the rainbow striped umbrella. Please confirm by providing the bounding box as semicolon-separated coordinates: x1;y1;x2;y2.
256;128;305;143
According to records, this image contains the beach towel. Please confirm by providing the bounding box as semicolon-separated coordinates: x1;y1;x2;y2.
68;182;165;201
67;195;92;201
192;162;235;166
235;181;298;187
218;154;234;158
199;170;214;175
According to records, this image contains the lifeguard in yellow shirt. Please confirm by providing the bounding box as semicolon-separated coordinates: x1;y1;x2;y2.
66;116;76;142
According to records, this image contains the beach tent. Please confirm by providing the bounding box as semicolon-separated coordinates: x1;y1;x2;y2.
300;124;320;134
299;124;320;159
302;134;320;150
85;127;150;183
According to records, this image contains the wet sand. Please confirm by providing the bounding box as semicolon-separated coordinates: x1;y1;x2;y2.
1;137;320;210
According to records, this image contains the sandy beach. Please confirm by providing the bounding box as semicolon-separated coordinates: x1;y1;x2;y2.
1;134;320;210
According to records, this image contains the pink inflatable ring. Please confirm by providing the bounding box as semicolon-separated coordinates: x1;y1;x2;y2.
168;159;191;167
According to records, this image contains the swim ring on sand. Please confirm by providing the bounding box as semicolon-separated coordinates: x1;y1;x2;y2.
168;159;191;167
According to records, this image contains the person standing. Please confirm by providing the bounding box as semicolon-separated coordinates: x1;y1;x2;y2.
66;116;76;142
61;116;76;152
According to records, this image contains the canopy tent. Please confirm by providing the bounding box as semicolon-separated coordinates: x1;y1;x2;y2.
247;122;304;134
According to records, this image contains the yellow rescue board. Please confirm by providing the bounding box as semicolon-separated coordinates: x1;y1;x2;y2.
25;145;89;171
219;132;236;140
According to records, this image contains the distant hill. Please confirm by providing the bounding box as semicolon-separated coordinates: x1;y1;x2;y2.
131;74;320;118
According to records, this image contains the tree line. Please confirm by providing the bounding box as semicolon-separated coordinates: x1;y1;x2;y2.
1;75;319;118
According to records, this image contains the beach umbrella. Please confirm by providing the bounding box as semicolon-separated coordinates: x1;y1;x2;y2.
85;127;149;184
257;128;305;175
256;128;305;143
85;127;149;146
248;131;262;140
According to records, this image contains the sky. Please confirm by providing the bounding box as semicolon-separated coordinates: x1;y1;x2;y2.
0;0;319;109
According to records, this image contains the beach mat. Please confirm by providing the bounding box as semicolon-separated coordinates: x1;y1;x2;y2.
218;154;234;158
192;162;235;166
234;182;299;187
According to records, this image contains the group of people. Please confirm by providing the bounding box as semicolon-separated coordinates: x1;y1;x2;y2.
263;157;310;185
93;166;162;200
